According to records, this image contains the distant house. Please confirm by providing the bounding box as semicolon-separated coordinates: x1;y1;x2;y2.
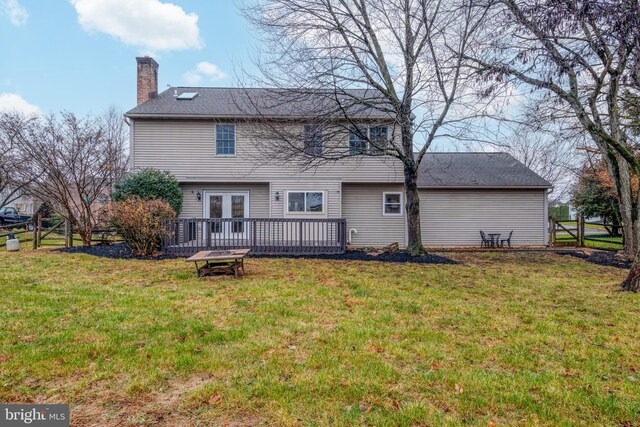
0;191;36;215
125;57;552;251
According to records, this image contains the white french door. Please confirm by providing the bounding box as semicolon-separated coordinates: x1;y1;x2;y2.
203;191;250;238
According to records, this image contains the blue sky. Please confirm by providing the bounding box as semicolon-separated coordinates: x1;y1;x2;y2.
0;0;256;116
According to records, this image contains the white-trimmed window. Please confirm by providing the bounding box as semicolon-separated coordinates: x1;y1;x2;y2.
349;125;369;155
383;192;402;216
287;191;325;213
216;124;236;156
369;126;388;155
304;124;323;156
349;125;388;155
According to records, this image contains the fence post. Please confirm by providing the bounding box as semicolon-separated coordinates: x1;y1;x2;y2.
579;216;585;247
548;217;554;247
64;220;74;248
32;214;38;250
37;216;42;248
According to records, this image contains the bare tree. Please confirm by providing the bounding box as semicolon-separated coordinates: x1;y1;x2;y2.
16;108;128;245
466;0;640;290
503;124;580;205
0;112;35;208
240;0;493;255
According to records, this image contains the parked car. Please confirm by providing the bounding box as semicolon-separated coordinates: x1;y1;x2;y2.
0;206;33;230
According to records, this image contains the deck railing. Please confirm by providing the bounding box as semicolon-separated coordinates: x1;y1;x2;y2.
162;218;347;256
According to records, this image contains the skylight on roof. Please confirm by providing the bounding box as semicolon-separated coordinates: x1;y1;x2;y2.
176;92;198;100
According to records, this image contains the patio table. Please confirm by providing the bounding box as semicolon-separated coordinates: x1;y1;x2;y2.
186;249;250;278
487;233;501;248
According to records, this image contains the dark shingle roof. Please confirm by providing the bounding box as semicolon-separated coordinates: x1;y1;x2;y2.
126;87;390;119
418;152;552;188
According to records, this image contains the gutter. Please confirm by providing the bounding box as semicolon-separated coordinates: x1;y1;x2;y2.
417;185;553;190
123;113;391;121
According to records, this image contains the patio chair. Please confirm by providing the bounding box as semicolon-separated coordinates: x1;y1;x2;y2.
500;231;513;248
480;231;492;248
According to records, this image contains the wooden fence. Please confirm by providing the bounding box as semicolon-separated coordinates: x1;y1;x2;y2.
1;214;122;249
549;216;624;249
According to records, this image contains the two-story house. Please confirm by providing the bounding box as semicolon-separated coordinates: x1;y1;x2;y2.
126;57;551;254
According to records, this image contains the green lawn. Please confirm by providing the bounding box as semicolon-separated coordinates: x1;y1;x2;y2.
556;220;609;232
1;249;639;426
554;234;624;250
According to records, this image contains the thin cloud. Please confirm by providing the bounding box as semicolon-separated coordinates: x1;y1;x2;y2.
70;0;203;52
2;0;28;26
184;62;228;85
0;93;40;115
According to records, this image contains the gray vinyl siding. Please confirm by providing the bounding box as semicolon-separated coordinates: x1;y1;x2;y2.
179;183;269;219
419;189;547;246
342;184;406;247
132;119;404;183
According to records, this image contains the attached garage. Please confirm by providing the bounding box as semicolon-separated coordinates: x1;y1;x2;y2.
420;189;547;246
417;153;551;247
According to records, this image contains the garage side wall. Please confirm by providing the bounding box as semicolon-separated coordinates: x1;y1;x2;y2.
419;189;547;246
342;183;406;247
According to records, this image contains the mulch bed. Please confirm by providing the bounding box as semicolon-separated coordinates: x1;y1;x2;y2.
56;244;457;264
56;244;180;260
557;250;632;269
251;251;457;264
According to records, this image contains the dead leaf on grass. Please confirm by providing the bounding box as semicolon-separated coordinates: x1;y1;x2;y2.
209;393;222;405
359;403;372;412
368;345;384;353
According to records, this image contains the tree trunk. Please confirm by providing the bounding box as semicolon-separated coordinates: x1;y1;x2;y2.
622;247;640;292
616;157;637;257
404;164;426;256
602;152;636;259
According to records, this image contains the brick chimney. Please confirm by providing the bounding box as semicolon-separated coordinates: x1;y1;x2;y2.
136;56;159;105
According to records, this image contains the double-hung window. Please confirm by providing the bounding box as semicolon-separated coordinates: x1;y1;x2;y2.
349;125;369;155
383;192;403;216
287;191;324;213
349;125;388;155
304;124;323;156
216;124;236;156
369;126;388;155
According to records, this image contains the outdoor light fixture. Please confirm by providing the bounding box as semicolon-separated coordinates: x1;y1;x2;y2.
196;191;202;201
275;191;281;201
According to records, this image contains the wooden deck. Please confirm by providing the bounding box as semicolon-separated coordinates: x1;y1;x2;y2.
162;218;347;256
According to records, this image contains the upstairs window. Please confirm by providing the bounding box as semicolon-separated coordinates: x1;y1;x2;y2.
369;126;388;155
349;125;389;155
216;124;236;156
349;125;369;155
304;124;323;156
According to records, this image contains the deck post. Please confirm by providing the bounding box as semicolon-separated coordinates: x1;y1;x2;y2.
252;219;257;249
299;220;303;250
